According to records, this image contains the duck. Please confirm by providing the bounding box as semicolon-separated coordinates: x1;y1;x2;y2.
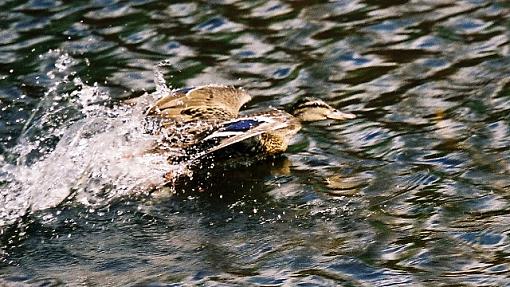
144;84;356;162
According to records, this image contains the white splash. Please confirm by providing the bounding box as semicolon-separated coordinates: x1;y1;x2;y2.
0;53;183;227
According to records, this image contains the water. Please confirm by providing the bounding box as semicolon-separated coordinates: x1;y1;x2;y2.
1;0;510;285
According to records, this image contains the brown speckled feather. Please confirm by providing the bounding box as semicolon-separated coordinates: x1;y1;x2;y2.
146;85;251;122
201;108;302;156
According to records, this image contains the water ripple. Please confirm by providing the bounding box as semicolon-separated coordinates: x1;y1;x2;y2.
1;0;510;286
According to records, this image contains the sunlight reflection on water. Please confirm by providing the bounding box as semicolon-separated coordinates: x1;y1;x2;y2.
1;0;510;286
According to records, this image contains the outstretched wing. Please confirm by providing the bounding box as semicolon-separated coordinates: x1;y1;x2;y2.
198;109;297;156
145;85;252;121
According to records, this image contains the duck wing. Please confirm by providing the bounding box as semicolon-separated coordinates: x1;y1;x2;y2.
198;109;298;155
146;85;251;121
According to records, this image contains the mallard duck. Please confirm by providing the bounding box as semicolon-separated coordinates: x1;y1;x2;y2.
145;84;355;161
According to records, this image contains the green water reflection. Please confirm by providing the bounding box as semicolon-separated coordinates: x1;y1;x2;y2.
1;0;510;286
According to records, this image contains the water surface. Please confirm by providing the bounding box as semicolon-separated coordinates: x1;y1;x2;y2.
1;0;510;286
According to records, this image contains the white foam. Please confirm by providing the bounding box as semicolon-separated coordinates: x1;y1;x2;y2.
0;54;186;227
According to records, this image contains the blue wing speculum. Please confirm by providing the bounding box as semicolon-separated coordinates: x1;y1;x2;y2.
198;114;291;156
203;118;270;142
222;119;265;132
169;108;299;161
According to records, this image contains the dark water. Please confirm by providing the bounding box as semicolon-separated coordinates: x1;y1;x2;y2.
1;0;510;286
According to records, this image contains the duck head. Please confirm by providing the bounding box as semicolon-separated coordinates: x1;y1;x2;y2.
291;97;356;122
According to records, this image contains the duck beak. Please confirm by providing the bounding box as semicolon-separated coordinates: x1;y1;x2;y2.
327;110;356;120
